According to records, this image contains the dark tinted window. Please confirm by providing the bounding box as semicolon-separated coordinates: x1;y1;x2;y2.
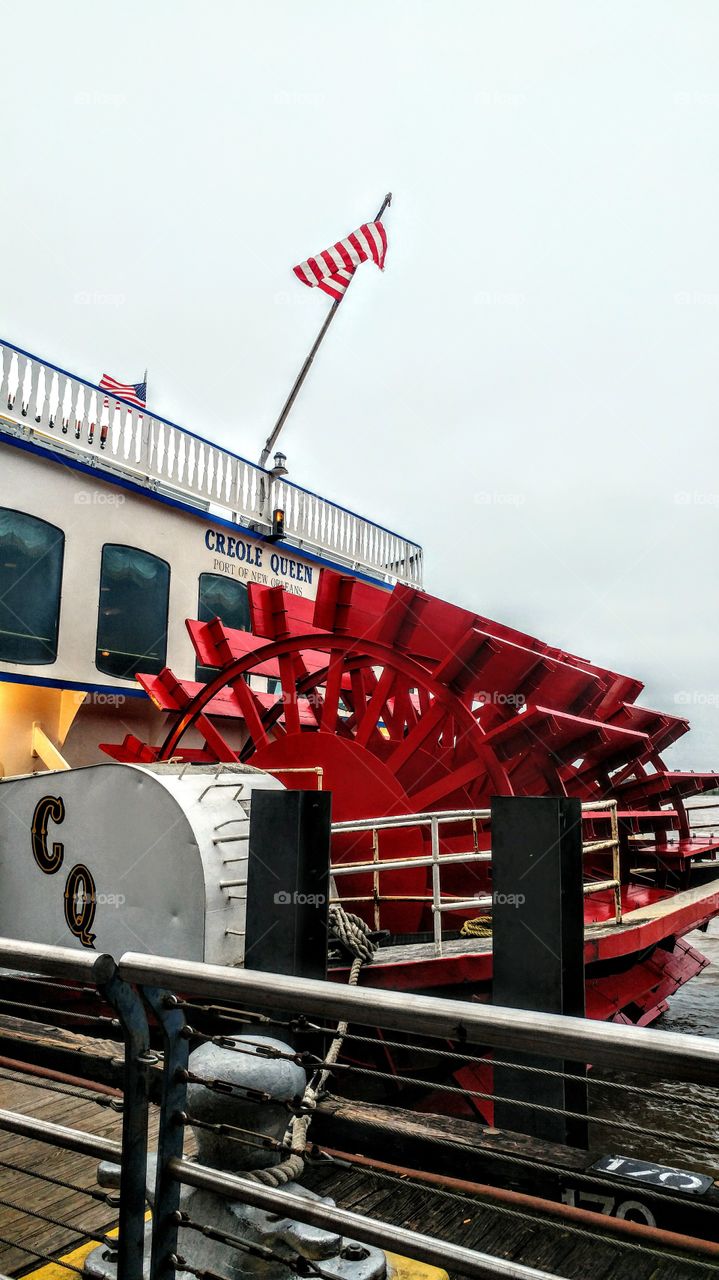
195;573;250;683
0;509;64;664
96;545;170;679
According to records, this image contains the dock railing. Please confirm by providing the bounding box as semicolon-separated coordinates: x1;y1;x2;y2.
0;338;423;587
0;939;151;1280
1;939;719;1279
331;799;623;953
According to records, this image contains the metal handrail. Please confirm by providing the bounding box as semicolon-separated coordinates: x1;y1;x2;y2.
0;937;115;983
117;949;719;1082
0;337;423;587
0;1108;121;1160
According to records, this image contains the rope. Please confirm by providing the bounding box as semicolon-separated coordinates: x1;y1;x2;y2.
460;915;493;937
327;904;377;962
249;906;375;1187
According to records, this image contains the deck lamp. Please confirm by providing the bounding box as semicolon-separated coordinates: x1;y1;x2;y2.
270;508;285;541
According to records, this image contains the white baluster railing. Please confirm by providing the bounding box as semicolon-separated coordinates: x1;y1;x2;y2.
0;338;423;587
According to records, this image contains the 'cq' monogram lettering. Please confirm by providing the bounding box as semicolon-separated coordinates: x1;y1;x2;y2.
63;863;97;948
31;795;65;873
30;796;97;949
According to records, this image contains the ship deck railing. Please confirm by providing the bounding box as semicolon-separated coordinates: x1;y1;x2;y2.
0;337;423;588
330;800;623;952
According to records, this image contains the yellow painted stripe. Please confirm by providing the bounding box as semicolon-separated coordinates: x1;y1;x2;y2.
386;1249;449;1280
19;1232;113;1280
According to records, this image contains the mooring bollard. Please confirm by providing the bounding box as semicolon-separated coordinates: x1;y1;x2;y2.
85;1032;386;1280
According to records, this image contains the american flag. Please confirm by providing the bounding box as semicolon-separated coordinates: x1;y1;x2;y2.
98;373;147;409
293;220;388;301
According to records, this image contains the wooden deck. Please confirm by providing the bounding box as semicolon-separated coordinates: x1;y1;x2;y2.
0;1017;715;1278
305;1161;719;1279
0;1068;153;1278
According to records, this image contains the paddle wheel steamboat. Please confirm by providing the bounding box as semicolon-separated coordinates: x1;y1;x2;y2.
1;335;718;1038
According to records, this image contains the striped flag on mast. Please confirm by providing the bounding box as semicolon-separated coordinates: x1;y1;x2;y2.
259;194;391;468
98;372;147;409
293;220;388;301
97;370;147;450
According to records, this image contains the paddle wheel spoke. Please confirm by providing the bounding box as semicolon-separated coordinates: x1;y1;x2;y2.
321;649;346;733
228;675;272;749
387;699;446;772
196;711;240;762
277;654;302;733
355;666;399;747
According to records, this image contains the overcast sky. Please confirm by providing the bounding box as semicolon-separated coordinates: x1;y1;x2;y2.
2;1;718;768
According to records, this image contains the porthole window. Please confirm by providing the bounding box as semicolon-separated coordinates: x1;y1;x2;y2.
0;509;64;664
195;573;250;683
96;545;170;679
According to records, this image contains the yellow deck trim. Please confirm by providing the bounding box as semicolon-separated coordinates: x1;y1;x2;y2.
386;1250;448;1280
19;1228;115;1280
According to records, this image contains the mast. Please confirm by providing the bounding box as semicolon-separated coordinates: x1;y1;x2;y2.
259;193;392;470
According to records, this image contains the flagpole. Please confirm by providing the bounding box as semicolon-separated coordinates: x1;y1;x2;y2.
259;192;392;470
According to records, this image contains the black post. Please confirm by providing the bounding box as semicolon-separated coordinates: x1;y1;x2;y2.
245;789;332;981
143;987;190;1280
101;973;153;1280
491;795;588;1147
259;193;392;469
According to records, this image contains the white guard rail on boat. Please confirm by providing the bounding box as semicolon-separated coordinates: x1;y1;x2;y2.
0;338;423;587
331;800;622;954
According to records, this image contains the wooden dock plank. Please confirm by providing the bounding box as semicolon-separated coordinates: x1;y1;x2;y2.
304;1163;716;1278
0;1073;152;1277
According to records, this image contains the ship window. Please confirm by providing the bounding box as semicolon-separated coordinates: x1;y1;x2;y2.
0;509;64;664
96;545;170;680
195;573;250;683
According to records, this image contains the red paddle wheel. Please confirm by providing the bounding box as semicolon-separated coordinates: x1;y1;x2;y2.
103;567;719;943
